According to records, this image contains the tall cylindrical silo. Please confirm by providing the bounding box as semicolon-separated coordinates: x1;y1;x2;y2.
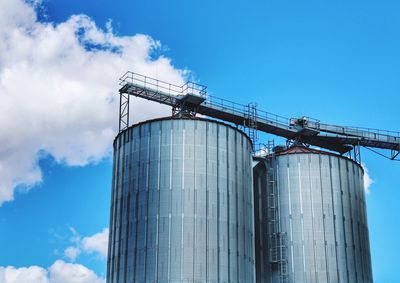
107;117;256;283
254;146;373;283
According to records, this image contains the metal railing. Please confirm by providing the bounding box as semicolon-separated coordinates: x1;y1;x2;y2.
291;116;400;141
118;71;400;155
336;125;400;138
119;71;207;98
119;72;400;139
205;95;290;127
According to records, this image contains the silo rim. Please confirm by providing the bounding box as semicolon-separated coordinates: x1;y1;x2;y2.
255;145;364;173
113;116;252;146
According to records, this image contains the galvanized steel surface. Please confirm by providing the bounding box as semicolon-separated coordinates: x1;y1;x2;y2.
254;149;373;283
107;118;255;283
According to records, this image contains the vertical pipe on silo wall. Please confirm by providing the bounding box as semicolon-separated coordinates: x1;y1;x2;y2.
158;120;171;281
107;118;255;283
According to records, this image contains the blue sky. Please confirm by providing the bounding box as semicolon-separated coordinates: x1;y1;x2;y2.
0;0;399;282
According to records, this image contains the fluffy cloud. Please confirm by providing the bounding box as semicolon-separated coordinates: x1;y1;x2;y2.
64;246;81;262
81;228;109;258
0;261;104;283
49;261;104;283
0;265;49;283
64;227;109;261
0;0;188;206
362;163;374;194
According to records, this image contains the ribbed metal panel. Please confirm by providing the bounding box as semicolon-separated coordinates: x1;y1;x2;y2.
107;118;256;283
254;148;373;283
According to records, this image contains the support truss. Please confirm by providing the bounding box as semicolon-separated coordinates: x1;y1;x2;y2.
119;92;130;133
391;147;400;160
353;144;361;163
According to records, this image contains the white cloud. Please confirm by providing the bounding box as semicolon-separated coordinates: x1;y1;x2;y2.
62;227;109;261
362;163;374;194
0;265;49;283
0;0;188;206
49;260;104;283
0;261;104;283
68;227;80;245
81;228;109;258
64;246;81;262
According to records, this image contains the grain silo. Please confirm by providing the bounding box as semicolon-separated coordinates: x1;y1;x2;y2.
107;117;256;283
253;146;373;283
106;70;400;283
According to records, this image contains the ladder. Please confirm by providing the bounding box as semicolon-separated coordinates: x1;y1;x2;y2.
266;142;288;283
246;103;258;151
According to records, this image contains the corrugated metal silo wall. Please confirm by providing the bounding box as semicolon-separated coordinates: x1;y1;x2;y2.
107;118;256;283
254;151;373;283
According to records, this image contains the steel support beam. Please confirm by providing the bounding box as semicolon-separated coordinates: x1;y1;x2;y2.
117;71;400;161
391;147;400;160
119;91;129;133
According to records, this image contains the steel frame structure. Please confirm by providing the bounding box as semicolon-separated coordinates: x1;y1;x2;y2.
118;71;400;161
118;91;130;132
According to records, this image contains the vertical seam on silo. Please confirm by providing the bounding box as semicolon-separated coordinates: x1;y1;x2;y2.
362;169;369;281
260;163;265;278
116;131;125;283
167;127;172;282
276;156;283;283
110;139;118;282
155;124;161;282
245;147;247;282
357;166;367;282
361;165;372;282
205;122;209;283
226;126;230;283
180;126;185;283
107;144;117;283
133;126;141;283
357;165;365;282
287;155;294;280
217;124;220;283
264;160;268;283
242;136;245;283
328;155;340;283
143;123;151;283
240;133;243;282
245;139;248;282
308;155;318;282
123;132;127;281
338;158;350;283
353;163;360;281
364;169;373;282
348;162;358;283
250;144;255;283
115;136;121;283
241;132;247;280
297;158;306;277
108;139;116;283
123;129;133;282
257;165;262;281
235;130;240;283
113;136;120;283
355;165;365;282
193;121;197;283
355;165;361;282
318;154;329;283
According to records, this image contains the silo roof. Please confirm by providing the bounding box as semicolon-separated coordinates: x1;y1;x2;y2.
274;145;363;171
276;145;322;155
